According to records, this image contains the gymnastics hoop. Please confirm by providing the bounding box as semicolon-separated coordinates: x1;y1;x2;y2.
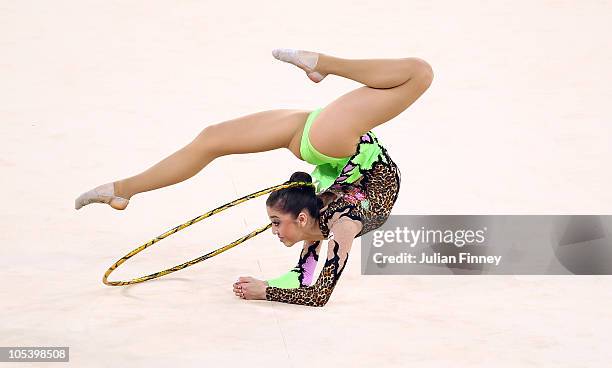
102;181;315;286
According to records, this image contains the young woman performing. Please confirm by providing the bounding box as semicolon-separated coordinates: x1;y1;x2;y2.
75;49;433;307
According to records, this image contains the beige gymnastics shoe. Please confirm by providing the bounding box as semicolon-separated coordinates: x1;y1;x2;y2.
272;48;328;83
75;182;129;210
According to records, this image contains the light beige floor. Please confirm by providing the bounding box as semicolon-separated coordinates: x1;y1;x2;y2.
2;1;611;367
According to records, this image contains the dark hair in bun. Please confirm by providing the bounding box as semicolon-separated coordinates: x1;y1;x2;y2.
266;171;323;219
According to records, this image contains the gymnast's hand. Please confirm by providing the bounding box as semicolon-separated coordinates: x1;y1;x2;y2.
233;276;268;300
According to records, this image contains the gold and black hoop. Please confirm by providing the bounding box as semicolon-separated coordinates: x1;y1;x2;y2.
102;181;314;286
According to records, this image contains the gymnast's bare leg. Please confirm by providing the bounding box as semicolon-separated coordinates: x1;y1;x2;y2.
74;108;308;210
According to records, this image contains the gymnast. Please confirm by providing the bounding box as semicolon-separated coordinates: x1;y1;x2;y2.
75;49;433;306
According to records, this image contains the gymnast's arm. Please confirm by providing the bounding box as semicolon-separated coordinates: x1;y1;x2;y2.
266;239;323;288
265;219;361;307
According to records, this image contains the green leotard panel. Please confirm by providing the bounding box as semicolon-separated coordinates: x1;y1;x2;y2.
300;107;384;192
267;270;300;289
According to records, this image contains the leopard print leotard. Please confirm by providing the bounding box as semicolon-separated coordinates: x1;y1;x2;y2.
266;132;402;307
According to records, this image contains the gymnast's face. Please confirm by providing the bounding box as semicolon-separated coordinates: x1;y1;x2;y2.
266;206;312;247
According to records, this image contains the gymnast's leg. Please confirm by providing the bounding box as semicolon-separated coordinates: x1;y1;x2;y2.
75;109;310;210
